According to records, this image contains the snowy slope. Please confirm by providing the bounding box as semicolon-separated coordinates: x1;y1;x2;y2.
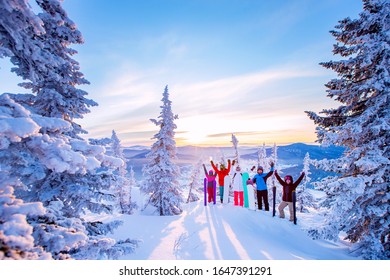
106;188;356;260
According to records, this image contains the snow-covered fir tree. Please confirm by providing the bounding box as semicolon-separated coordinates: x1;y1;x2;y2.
111;130;136;214
0;94;87;259
129;166;138;191
306;0;389;259
0;94;137;259
0;177;51;260
296;153;316;213
0;109;53;260
0;0;137;259
231;134;240;165
271;143;278;188
269;143;280;207
220;151;227;167
0;0;46;78
142;86;183;216
258;143;267;168
186;160;202;203
10;0;97;136
111;130;124;163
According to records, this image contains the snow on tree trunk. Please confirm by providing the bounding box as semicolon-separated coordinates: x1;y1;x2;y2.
142;86;183;216
231;134;240;165
305;0;390;260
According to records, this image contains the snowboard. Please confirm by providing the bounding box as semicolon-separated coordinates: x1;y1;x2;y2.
222;175;231;204
242;172;250;208
272;185;276;217
246;179;256;210
292;191;297;224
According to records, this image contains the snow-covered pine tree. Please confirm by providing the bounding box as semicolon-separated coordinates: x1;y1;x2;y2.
142;86;183;216
269;143;280;206
21;0;97;137
111;130;124;163
231;134;240;165
257;143;267;168
296;153;316;213
0;94;88;259
111;130;136;214
220;151;227;167
0;1;138;259
129;166;138;191
0;96;52;260
0;0;46;78
0;94;138;259
305;0;389;259
186;160;202;203
0;177;51;260
271;143;278;187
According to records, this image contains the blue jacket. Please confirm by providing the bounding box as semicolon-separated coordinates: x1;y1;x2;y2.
252;167;274;191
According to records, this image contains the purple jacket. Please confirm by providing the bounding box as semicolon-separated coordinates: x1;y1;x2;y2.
275;172;305;202
203;165;217;188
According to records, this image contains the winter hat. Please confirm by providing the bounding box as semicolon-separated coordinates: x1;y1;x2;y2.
284;175;293;182
209;170;214;175
257;166;264;171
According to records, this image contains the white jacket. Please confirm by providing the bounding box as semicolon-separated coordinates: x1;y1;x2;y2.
232;171;243;192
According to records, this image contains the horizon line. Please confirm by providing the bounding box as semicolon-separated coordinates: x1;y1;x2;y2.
122;141;321;149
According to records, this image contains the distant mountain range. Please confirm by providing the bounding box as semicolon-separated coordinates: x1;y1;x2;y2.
122;143;345;185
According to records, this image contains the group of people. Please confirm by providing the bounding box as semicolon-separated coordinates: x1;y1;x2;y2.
202;159;305;222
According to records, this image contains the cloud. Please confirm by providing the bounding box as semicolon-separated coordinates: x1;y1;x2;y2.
171;64;323;116
80;63;327;146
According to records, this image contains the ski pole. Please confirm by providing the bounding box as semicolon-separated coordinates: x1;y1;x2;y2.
292;191;297;224
272;185;276;217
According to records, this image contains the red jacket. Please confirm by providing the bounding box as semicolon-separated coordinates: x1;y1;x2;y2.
211;160;231;186
275;172;305;202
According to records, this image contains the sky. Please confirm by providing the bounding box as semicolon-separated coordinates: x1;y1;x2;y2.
0;0;363;147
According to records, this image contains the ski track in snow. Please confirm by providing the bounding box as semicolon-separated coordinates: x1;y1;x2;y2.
107;200;355;260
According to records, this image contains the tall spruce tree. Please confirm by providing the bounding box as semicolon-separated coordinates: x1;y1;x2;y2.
306;0;389;259
142;86;183;216
111;130;136;214
186;160;202;203
296;152;316;213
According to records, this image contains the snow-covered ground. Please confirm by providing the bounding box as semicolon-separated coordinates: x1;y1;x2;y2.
106;187;355;260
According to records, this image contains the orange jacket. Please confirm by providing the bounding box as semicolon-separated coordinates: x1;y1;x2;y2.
211;160;231;186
